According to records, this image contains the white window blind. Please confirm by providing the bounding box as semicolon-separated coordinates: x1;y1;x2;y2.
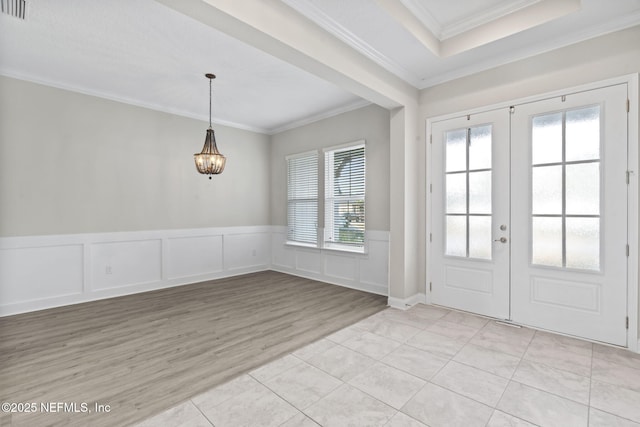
287;151;318;245
324;143;365;250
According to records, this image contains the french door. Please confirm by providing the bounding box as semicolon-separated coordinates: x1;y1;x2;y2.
430;84;629;346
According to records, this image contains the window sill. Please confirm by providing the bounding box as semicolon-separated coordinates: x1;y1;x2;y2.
285;241;367;256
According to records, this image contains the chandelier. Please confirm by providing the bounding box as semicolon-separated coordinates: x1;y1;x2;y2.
194;73;226;178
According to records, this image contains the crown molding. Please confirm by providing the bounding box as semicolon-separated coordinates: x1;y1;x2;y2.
0;69;272;134
417;11;640;89
281;0;422;88
267;99;372;135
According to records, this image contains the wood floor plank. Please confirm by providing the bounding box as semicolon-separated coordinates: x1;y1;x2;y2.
0;271;386;426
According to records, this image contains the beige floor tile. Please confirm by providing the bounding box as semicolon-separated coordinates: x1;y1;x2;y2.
292;338;336;361
367;319;422;342
441;310;490;329
512;359;591;404
374;309;438;329
592;357;640;393
249;355;303;383
195;382;298;427
134;401;212;427
191;374;259;409
381;344;449;380
348;362;426;409
591;380;640;423
307;344;375;381
589;407;640;427
427;319;481;341
454;343;521;378
264;362;342;410
304;384;396;427
497;381;588;426
593;344;640;370
486;410;537;426
402;383;493;427
279;412;320;427
342;331;402;360
432;361;509;407
406;329;467;358
523;338;592;377
325;325;366;344
384;411;428;427
470;322;535;358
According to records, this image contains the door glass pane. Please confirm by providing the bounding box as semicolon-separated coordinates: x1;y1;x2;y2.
446;129;467;172
469;171;491;214
469;216;491;259
566;218;600;270
532;113;562;165
446;173;466;214
566;163;600;215
566;106;600;162
469;125;491;170
446;216;466;257
532;217;563;267
532;165;562;215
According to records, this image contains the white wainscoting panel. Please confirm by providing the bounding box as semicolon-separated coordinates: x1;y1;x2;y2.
0;225;388;316
224;232;271;271
166;235;223;280
0;244;84;303
0;226;271;316
91;239;162;291
271;226;389;296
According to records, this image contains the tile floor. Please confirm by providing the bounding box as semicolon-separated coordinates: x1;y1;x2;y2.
135;304;640;427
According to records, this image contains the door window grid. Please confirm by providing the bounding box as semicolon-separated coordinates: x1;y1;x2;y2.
531;106;601;271
445;125;493;260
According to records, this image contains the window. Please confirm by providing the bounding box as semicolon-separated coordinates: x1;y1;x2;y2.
324;143;366;251
286;151;318;245
444;125;493;259
530;106;601;270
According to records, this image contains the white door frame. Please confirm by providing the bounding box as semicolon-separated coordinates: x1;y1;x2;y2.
425;74;639;352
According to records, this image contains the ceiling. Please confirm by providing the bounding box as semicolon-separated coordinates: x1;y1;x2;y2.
1;0;639;134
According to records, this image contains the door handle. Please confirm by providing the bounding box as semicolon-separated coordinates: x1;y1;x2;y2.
494;237;507;243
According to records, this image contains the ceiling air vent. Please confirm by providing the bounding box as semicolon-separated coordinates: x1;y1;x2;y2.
1;0;26;19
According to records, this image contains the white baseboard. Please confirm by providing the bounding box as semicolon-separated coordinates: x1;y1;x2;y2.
388;293;426;310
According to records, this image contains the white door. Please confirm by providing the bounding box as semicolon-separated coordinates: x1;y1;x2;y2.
430;84;629;345
510;85;628;346
431;109;510;319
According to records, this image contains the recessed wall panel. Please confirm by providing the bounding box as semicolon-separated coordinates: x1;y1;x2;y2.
91;240;162;290
0;245;83;303
167;235;223;279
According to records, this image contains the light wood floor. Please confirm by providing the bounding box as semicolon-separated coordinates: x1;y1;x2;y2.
0;271;386;427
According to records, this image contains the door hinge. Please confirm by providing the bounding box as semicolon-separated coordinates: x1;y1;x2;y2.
626;316;629;329
626;244;630;257
509;106;515;114
430;183;432;193
429;282;432;292
561;95;567;102
627;170;634;184
430;233;432;242
430;134;432;144
627;99;630;113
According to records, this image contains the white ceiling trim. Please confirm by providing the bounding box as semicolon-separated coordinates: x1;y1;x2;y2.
0;68;374;137
400;0;539;40
417;10;640;88
280;0;423;87
267;99;371;135
380;0;581;58
0;68;270;134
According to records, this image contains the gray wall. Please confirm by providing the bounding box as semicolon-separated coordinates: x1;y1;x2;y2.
270;104;390;232
0;76;270;237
